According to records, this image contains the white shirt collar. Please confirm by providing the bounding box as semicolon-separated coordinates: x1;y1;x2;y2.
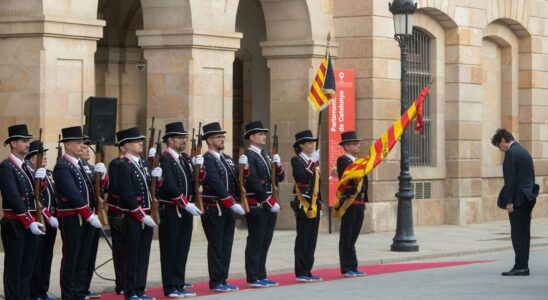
9;154;24;168
299;152;310;162
208;149;221;159
167;147;180;159
63;154;80;166
126;153;141;164
249;145;262;154
509;141;516;148
344;153;357;162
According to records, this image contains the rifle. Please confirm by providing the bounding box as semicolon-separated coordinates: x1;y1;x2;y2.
239;133;250;213
56;134;62;162
33;129;45;226
147;116;156;165
94;142;108;225
192;123;204;212
150;130;162;224
271;124;279;203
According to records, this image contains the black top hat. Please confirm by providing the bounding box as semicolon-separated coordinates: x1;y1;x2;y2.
244;121;269;139
116;127;146;146
202;122;226;139
162;122;188;140
24;141;49;160
293;130;318;148
58;126;86;143
83;135;92;146
4;124;33;146
339;131;363;146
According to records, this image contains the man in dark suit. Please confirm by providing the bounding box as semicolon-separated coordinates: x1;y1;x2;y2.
492;128;538;276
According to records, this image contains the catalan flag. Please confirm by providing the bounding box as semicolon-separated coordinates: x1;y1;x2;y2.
334;86;430;207
307;51;336;111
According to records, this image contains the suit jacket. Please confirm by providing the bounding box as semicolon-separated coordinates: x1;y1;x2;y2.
497;142;538;209
201;151;239;201
337;154;368;202
291;153;320;200
117;155;153;212
158;150;194;204
0;156;36;214
245;148;285;203
106;157;122;210
53;155;94;218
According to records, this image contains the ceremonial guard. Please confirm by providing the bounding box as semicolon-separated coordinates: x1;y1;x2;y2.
80;138;107;299
158;121;202;298
201;122;246;292
116;127;162;300
336;131;367;277
26;141;60;300
290;129;322;282
242;121;285;288
53;126;104;300
0;124;46;299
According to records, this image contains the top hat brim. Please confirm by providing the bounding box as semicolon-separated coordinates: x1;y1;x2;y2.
24;148;49;159
292;137;318;148
4;134;34;146
244;128;269;139
202;130;226;140
116;135;146;146
58;136;87;143
339;138;364;146
162;131;188;140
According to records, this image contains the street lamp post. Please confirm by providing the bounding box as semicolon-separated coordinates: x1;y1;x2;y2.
389;0;419;252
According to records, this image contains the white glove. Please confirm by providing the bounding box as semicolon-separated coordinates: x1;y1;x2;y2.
238;155;248;166
320;210;323;218
29;222;46;235
273;154;281;166
148;147;156;158
86;214;103;229
194;155;204;167
184;203;202;216
94;163;106;174
310;150;320;163
230;203;246;216
142;215;157;227
270;202;281;214
35;168;47;179
151;167;162;178
47;216;59;229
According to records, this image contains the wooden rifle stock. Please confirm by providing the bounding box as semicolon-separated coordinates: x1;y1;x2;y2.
150;130;162;224
33;129;45;226
56;134;62;162
192;123;204;212
94;143;108;225
271;124;279;202
147;116;156;165
239;135;250;212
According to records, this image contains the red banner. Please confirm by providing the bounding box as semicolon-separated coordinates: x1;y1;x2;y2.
328;69;355;207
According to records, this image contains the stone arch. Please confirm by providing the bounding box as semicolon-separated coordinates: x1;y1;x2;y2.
485;0;532;38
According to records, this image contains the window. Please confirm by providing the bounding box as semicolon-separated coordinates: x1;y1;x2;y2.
407;28;432;166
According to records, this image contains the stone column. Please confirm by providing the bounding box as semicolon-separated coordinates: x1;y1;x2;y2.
0;1;104;167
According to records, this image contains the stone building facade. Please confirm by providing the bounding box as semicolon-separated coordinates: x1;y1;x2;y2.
0;0;546;232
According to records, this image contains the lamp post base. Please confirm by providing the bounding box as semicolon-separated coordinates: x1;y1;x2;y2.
391;240;419;252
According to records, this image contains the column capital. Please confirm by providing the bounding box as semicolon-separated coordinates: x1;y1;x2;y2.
0;15;104;40
137;28;242;51
260;40;339;59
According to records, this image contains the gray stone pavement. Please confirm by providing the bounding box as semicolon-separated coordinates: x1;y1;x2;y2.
2;217;548;298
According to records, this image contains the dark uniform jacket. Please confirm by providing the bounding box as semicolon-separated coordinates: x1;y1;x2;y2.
0;155;38;226
497;142;538;209
106;157;122;212
337;153;368;202
201;150;239;208
245;146;285;205
52;154;95;220
158;148;195;206
117;154;153;220
291;152;321;201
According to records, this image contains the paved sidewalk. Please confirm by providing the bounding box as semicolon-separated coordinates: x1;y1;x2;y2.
2;217;548;297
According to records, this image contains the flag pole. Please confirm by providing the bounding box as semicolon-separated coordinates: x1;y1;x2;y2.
323;32;332;234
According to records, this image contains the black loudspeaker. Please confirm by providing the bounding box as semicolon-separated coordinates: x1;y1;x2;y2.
84;97;118;145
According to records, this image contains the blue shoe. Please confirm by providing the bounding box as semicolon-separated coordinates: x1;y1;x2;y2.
178;290;196;297
184;282;194;288
353;270;366;276
86;290;101;299
167;290;184;298
43;297;60;300
212;284;231;292
33;298;43;300
140;295;156;300
296;275;311;282
248;280;268;288
342;271;355;277
308;275;323;282
128;295;140;300
223;284;238;291
260;279;279;287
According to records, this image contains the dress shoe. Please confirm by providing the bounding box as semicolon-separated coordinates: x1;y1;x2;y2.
501;268;530;276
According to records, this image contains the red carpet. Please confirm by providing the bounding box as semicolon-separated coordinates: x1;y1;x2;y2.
101;260;490;299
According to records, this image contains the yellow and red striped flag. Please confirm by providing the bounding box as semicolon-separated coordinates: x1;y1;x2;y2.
307;52;336;111
335;86;430;201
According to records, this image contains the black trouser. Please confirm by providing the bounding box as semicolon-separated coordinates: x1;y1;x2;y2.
339;204;364;274
1;219;39;300
245;206;277;283
59;214;95;300
123;214;153;299
31;221;57;299
107;212;125;293
84;223;100;293
509;201;535;269
159;205;193;295
294;202;320;277
201;206;235;289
